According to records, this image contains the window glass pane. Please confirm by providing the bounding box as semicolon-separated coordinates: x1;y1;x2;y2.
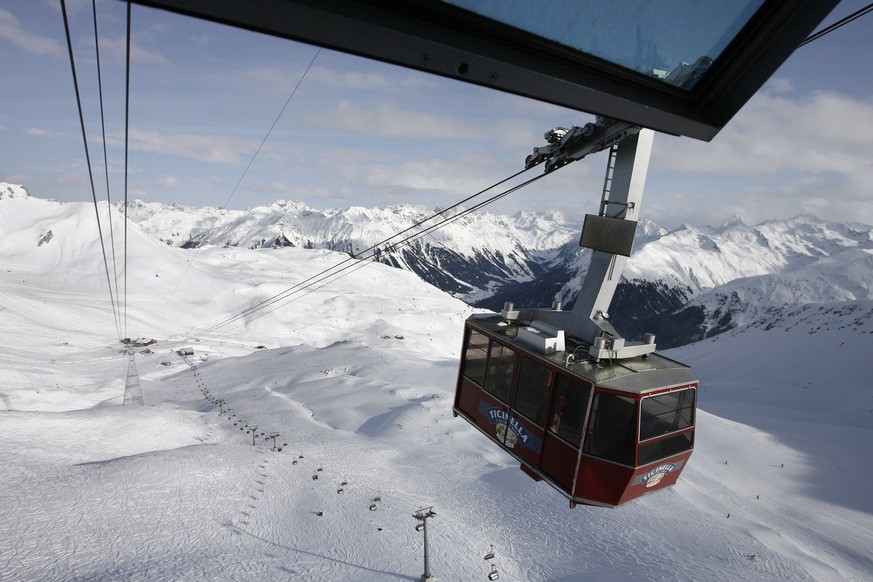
583;393;637;466
638;432;694;465
548;374;591;447
484;342;515;403
462;329;489;386
440;0;765;89
513;358;553;427
640;388;696;441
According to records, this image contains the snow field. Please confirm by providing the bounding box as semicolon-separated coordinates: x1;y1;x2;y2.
2;188;872;580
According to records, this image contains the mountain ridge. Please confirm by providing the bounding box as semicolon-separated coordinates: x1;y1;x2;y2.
4;182;872;348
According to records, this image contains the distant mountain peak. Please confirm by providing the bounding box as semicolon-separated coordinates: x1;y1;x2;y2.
1;182;31;199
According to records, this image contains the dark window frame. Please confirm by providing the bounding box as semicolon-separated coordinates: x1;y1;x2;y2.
510;356;554;428
582;391;638;467
546;373;593;449
639;387;696;442
483;340;515;404
461;328;489;387
638;431;695;466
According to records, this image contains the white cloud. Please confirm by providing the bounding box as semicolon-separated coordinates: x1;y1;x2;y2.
654;90;873;177
236;67;293;92
234;63;434;95
643;89;873;226
310;101;482;140
307;66;391;90
762;76;794;95
125;129;257;165
51;172;87;187
152;175;178;188
98;36;170;66
328;156;507;199
25;128;52;137
0;8;65;58
4;173;30;186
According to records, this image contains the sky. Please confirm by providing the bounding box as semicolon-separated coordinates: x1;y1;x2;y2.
1;0;872;229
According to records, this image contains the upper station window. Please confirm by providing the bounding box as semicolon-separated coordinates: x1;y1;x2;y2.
583;392;637;466
462;329;489;386
639;388;696;441
439;0;765;89
513;358;553;427
484;341;515;403
548;374;592;447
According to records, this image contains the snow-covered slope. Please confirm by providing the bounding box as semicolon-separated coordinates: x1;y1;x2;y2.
1;183;872;581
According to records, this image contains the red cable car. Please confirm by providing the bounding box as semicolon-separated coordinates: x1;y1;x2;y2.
453;122;697;507
453;310;697;507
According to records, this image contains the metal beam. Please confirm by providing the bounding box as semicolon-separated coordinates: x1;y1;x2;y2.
125;0;838;141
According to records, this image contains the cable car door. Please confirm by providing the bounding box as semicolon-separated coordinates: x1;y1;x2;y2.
501;356;553;467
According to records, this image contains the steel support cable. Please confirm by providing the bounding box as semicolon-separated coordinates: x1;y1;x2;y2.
213;252;378;336
123;1;132;339
192;169;549;338
190;166;530;335
799;2;873;47
158;46;322;315
188;166;534;337
227;172;548;333
61;0;122;340
91;0;121;317
196;169;542;336
207;172;548;335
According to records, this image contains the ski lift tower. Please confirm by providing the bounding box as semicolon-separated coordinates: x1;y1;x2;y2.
413;507;437;582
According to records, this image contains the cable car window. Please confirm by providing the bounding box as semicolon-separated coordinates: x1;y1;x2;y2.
484;342;515;403
548;374;592;447
461;329;489;386
513;358;553;427
638;432;694;466
583;393;637;466
640;388;696;441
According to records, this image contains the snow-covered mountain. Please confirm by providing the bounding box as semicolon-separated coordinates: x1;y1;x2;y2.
616;216;873;344
119;191;873;347
122;198;580;299
5;182;872;348
2;181;872;581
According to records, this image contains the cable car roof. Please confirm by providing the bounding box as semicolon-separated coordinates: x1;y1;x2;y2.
467;314;697;395
126;0;838;141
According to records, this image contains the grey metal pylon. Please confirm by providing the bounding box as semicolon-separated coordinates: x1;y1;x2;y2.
123;352;143;405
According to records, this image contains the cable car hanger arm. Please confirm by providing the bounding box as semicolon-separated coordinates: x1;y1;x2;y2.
518;117;655;362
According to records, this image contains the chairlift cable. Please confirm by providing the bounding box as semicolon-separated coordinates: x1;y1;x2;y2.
223;174;546;333
190;169;549;338
188;165;533;336
187;165;531;336
799;2;873;47
91;0;122;320
214;254;377;335
123;1;132;339
60;0;122;340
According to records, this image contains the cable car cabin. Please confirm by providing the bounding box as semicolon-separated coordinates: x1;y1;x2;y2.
453;312;697;508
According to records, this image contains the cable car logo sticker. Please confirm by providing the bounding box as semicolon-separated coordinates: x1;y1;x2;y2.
635;462;684;488
479;402;542;454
